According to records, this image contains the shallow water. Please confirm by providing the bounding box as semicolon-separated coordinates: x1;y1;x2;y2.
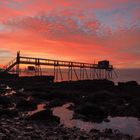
27;103;46;116
53;103;140;138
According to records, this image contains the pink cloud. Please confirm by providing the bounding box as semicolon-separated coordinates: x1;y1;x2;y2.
1;16;140;68
0;0;140;68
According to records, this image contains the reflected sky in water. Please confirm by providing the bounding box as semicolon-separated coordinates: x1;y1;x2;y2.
53;103;140;138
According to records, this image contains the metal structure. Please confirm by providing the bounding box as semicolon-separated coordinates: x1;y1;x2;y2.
4;51;117;81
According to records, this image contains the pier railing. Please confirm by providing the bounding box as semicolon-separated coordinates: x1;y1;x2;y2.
4;52;116;81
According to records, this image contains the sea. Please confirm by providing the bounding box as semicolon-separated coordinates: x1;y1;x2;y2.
20;68;140;84
114;69;140;84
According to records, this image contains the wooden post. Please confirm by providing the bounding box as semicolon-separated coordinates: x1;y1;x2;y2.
16;51;20;75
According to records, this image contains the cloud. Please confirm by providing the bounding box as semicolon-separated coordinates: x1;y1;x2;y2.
0;0;140;68
0;49;13;57
2;11;101;42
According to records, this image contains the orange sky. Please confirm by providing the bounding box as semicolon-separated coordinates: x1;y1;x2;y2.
0;0;140;68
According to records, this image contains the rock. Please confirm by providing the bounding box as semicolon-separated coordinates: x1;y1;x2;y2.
16;98;37;111
0;109;18;117
79;135;88;140
104;128;113;134
118;81;138;87
0;133;9;140
118;81;139;92
75;102;108;122
130;98;140;109
111;105;126;116
25;126;34;132
47;98;64;108
27;109;60;123
90;129;100;133
73;113;86;120
0;96;12;107
56;79;115;92
84;90;115;103
126;105;140;117
104;118;110;122
109;98;124;105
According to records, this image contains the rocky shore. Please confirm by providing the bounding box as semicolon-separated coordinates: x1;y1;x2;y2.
0;78;140;140
0;117;134;140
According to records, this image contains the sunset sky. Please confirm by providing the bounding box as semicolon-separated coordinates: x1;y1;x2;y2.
0;0;140;68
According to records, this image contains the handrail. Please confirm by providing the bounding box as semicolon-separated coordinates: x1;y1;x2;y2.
20;56;95;66
19;56;113;69
4;55;114;73
4;58;16;69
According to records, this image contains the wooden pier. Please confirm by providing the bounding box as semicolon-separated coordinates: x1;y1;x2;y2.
4;52;117;81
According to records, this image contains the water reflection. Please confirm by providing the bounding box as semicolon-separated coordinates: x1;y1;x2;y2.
53;103;140;137
27;103;46;116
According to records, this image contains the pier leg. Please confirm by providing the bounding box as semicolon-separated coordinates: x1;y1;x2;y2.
73;67;79;80
85;68;89;80
54;65;56;81
80;67;82;80
70;66;72;81
83;68;84;80
90;68;92;79
56;66;59;82
68;66;72;81
58;66;63;81
16;63;20;76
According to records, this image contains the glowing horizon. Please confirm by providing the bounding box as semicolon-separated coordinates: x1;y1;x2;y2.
0;0;140;68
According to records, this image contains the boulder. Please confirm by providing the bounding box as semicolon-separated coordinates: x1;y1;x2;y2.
16;98;37;111
27;109;60;123
0;109;18;117
117;81;140;97
111;105;126;116
118;81;139;89
47;98;64;108
84;90;115;103
75;102;108;122
130;98;140;109
0;96;12;106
